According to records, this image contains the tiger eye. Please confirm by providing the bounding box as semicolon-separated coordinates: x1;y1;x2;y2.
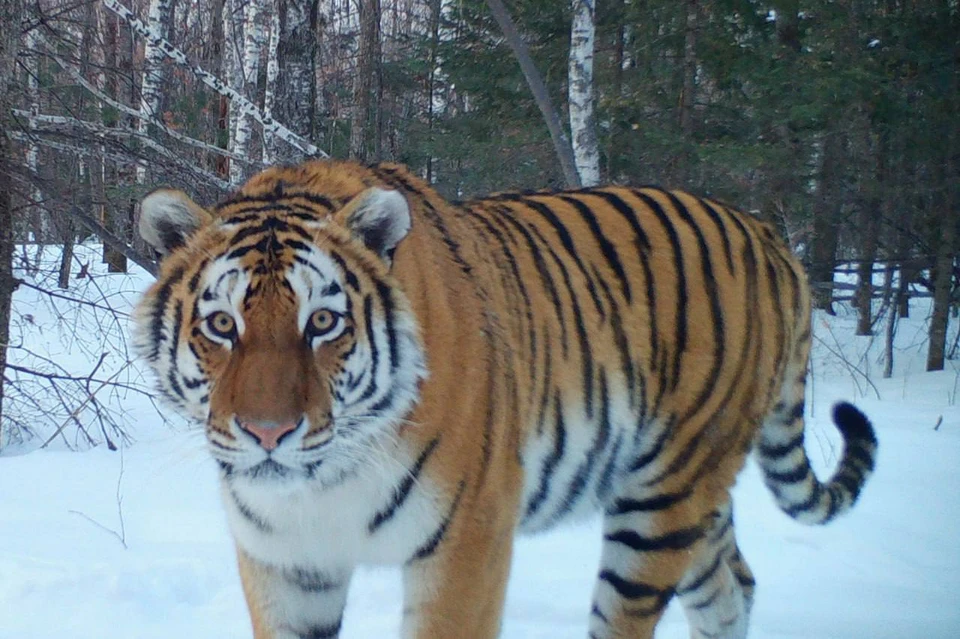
206;311;236;339
309;310;336;334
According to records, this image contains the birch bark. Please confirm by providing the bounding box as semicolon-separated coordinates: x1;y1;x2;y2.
568;0;599;186
137;0;173;184
230;0;266;185
263;6;280;164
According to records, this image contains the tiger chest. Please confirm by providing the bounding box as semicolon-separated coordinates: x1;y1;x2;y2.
220;463;445;570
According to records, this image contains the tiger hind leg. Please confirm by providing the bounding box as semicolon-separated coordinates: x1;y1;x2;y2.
676;500;753;639
588;483;714;639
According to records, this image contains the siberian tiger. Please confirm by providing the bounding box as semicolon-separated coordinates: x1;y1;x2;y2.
132;160;877;639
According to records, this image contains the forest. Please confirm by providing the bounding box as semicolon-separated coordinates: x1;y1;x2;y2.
0;0;956;445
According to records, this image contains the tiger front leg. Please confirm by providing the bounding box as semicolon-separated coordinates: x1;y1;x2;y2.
236;548;353;639
399;499;518;639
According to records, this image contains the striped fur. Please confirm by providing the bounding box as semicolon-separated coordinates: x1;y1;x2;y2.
133;160;877;639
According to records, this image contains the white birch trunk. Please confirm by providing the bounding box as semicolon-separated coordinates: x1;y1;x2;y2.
568;0;600;186
24;26;47;240
230;0;267;185
137;0;173;184
263;5;280;165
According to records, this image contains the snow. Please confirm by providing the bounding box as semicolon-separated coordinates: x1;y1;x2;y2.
2;246;959;638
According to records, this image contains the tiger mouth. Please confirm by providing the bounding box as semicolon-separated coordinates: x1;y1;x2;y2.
245;459;294;480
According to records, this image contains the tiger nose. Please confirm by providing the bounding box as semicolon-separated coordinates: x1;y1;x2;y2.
237;419;298;451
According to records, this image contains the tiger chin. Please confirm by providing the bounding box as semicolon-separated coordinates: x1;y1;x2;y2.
133;160;877;639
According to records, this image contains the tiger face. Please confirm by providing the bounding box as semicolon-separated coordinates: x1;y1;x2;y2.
132;185;427;488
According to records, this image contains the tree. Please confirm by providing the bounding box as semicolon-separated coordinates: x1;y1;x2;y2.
350;0;382;162
0;0;21;443
568;0;599;185
486;0;580;188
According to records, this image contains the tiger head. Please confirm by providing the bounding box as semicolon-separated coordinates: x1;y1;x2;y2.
132;169;426;488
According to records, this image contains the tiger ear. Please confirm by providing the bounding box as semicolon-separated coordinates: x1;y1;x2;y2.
139;188;214;256
335;187;411;262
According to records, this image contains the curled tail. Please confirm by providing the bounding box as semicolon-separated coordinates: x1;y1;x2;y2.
756;401;878;525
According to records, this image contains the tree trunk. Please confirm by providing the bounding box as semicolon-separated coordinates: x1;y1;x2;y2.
568;0;599;186
274;0;318;163
262;7;280;164
137;0;173;184
809;131;845;314
855;134;885;336
425;0;442;183
485;0;580;188
24;19;46;241
926;184;957;371
230;0;266;185
675;0;698;186
350;0;381;162
0;0;23;447
210;0;229;178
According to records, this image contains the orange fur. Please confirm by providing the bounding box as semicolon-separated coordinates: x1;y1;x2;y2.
134;160;877;639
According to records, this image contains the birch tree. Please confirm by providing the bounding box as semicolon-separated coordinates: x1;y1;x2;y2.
23;22;46;239
230;0;267;185
263;6;280;164
137;0;173;184
568;0;599;186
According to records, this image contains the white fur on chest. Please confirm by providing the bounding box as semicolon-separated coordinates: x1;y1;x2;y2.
222;449;444;572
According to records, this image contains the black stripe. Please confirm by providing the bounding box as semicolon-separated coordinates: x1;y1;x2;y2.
549;369;612;521
521;220;596;418
329;252;361;291
409;479;467;561
368;437;441;533
678;551;725;595
503;193;606;318
230;490;273;534
284;568;341;593
629;415;675;473
592;264;636;405
375;281;399;371
148;264;185;361
698;198;736;274
534;341;553;436
787;401;805;423
464;207;538;406
663;190;725;424
585;190;660;366
758;432;805;459
604;525;702;553
488;205;569;357
590;604;608;623
596;431;624;502
781;485;823;518
560;193;632;302
598;569;671;604
524;392;567;520
355;296;379;403
631;189;688;391
608;488;692;516
165;301;186;400
298;619;342;639
689;585;724;611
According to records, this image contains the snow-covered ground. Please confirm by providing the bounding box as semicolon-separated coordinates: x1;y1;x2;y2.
1;246;959;638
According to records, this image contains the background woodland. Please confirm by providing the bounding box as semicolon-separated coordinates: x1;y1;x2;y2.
0;0;956;445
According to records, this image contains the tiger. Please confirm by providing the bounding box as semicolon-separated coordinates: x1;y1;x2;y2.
132;159;877;639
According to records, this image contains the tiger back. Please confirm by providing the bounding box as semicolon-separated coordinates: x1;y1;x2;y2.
133;159;877;639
